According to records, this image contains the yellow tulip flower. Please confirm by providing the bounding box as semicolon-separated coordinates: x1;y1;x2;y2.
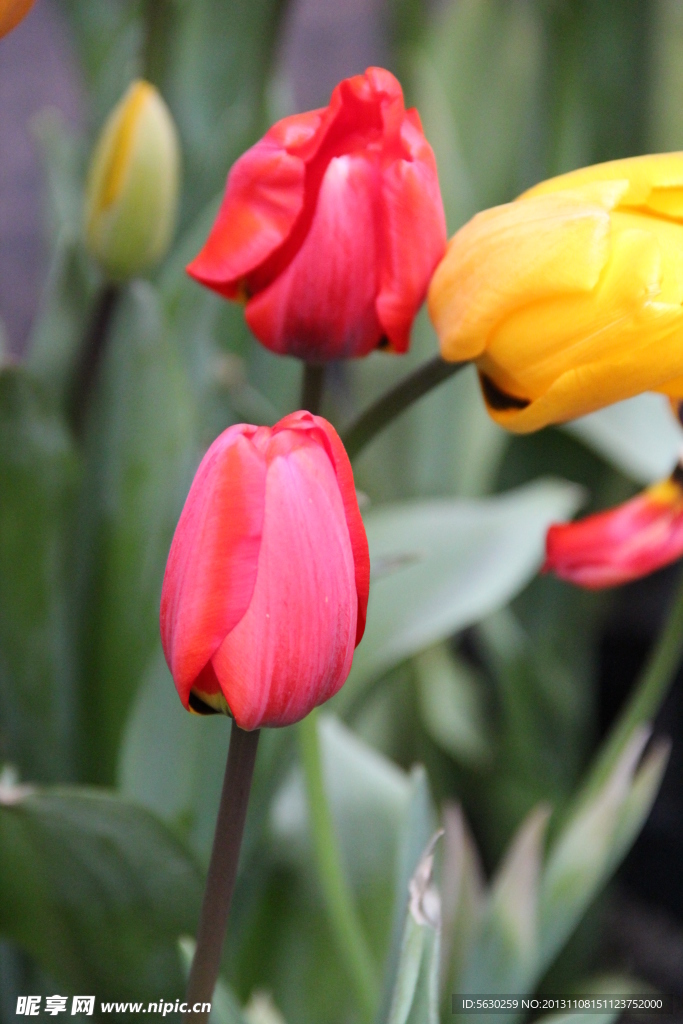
0;0;35;38
428;153;683;432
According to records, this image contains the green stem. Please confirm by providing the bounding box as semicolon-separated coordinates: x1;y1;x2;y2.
298;710;379;1021
301;362;326;414
68;283;120;438
143;0;174;88
341;356;468;460
580;567;683;805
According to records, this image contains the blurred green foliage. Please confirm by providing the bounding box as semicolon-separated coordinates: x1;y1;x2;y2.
0;1;681;1021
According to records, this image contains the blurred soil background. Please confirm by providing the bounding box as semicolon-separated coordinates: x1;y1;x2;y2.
2;0;683;1003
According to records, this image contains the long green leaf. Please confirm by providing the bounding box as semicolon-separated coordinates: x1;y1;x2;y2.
76;281;196;784
0;786;202;1011
0;368;77;782
336;479;582;714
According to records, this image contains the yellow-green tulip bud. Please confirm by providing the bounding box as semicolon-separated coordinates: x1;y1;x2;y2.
0;0;35;38
84;81;180;281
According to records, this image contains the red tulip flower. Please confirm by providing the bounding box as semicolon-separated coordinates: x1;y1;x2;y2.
544;471;683;588
187;67;446;361
160;412;370;729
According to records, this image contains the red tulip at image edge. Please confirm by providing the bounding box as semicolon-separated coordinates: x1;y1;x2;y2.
160;412;370;730
187;67;446;360
544;474;683;588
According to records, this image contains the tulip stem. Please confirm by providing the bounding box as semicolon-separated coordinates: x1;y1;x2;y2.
342;355;468;460
576;566;683;809
143;0;174;88
298;709;379;1021
184;722;260;1024
301;362;326;414
68;283;121;438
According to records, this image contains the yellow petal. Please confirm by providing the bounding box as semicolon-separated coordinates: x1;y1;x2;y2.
523;152;683;222
428;191;611;362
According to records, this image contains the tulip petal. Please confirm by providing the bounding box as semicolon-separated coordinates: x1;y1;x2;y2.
306;415;370;643
211;441;358;729
544;476;683;588
256;410;370;645
429;192;611;362
522;152;683;215
245;154;383;359
186;131;312;296
480;224;682;417
376;120;446;352
160;428;266;705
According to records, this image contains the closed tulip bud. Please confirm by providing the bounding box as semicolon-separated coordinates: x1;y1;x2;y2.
0;0;34;37
187;67;446;361
429;153;683;433
160;412;370;729
84;80;180;281
544;468;683;588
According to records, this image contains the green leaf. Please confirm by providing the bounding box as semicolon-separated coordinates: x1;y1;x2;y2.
377;767;438;1024
257;718;434;1024
335;479;582;713
76;281;196;784
118;650;229;859
28;235;97;412
31;110;86;244
440;804;485;1003
0;785;202;1007
460;806;549;1002
243;993;288;1024
411;0;543;227
271;716;415;896
60;1;143;130
538;730;665;975
149;0;289;224
386;835;441;1024
475;607;590;853
119;649;295;868
565;393;683;484
0;368;77;782
414;643;491;766
606;738;670;877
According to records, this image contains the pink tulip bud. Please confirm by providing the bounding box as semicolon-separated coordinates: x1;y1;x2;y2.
160;412;370;729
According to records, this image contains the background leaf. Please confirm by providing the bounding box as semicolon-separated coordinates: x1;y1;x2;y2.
75;281;196;784
0;368;77;782
0;786;202;1012
335;479;583;712
565;393;683;485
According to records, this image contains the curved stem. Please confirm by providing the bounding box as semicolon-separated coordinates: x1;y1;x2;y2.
298;710;378;1021
68;283;120;438
341;356;468;460
185;723;260;1024
301;362;326;414
580;567;683;806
